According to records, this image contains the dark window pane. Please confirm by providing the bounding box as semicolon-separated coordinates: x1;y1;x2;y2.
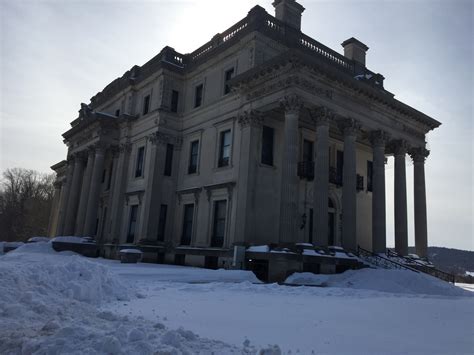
115;109;120;117
194;84;203;108
143;95;150;115
181;204;194;245
157;204;167;241
261;126;274;166
309;208;313;244
367;161;373;192
135;146;145;177
188;140;199;174
211;200;227;247
336;150;344;186
171;90;179;113
127;205;138;243
303;140;314;162
224;68;234;95
164;144;173;176
218;130;231;167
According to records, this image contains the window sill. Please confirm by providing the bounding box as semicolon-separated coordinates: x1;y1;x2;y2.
258;162;276;170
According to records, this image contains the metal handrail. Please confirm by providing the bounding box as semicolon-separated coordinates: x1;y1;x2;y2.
386;250;455;283
357;246;419;272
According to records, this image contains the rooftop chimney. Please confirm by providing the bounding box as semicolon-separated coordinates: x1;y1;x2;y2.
272;0;305;31
341;37;369;66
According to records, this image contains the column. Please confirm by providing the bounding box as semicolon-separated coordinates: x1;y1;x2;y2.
103;147;119;242
63;154;86;235
279;95;302;244
139;133;168;240
409;147;429;258
370;130;389;254
108;143;131;243
47;181;62;237
75;148;95;235
311;106;333;246
83;145;106;236
393;140;409;256
56;160;74;236
339;118;359;251
235;110;263;244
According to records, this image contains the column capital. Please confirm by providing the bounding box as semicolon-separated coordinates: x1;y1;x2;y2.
369;130;390;147
119;142;132;153
337;117;361;137
91;142;107;155
389;139;410;156
309;106;335;127
409;147;430;163
238;110;263;129
280;94;303;115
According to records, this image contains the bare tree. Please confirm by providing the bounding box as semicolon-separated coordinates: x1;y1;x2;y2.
0;168;55;242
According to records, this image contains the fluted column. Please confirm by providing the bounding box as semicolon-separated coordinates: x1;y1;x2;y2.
311;107;333;246
235;110;263;244
109;143;131;243
75;148;95;235
63;154;85;235
139;132;171;240
409;147;430;258
393;139;409;256
370;130;389;254
47;181;62;237
279;95;303;244
339;118;360;251
83;145;106;236
103;147;119;242
56;160;74;236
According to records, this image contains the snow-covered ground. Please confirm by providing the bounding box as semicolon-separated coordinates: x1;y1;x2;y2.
1;242;473;354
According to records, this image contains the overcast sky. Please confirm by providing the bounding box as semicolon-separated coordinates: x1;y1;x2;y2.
0;0;472;250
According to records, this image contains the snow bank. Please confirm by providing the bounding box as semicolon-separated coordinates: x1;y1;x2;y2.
52;236;94;244
27;236;51;243
285;269;473;297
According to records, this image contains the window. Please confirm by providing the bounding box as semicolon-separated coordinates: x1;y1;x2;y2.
157;204;167;241
336;150;344;186
261;126;274;166
188;140;199;174
171;90;179;113
218;130;231;167
164;144;174;176
303;139;314;162
194;84;203;108
224;68;235;95
211;200;227;247
181;204;194;245
367;161;373;192
135;146;145;178
115;109;120;117
127;205;138;243
143;95;150;115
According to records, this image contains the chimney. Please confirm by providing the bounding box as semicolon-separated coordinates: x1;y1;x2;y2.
272;0;305;31
341;37;369;66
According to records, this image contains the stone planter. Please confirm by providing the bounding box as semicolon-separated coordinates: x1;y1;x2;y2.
120;249;143;264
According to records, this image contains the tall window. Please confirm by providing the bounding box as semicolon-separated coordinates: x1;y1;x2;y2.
261;126;274;166
181;204;194;245
143;95;150;115
336;150;344;185
211;200;227;247
164;144;174;176
303;139;314;162
157;204;167;241
127;205;138;243
171;90;179;113
188;140;199;174
218;130;231;167
135;146;145;178
367;161;373;192
224;68;235;95
194;84;203;108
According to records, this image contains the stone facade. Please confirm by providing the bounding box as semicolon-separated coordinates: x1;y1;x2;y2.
49;0;440;270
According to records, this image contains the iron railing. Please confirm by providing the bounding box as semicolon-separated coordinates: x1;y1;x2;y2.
357;246;419;272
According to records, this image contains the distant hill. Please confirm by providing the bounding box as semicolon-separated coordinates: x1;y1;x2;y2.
408;246;474;275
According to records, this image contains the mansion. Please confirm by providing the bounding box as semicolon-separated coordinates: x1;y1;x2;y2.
48;0;440;278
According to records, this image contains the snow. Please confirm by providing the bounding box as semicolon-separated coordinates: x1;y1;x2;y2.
27;236;51;243
1;242;473;354
247;245;270;252
120;248;143;254
52;236;94;244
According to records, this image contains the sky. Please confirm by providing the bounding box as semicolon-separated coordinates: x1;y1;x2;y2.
0;0;472;250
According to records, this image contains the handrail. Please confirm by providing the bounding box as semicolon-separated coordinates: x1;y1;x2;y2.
386;250;456;284
357;246;419;272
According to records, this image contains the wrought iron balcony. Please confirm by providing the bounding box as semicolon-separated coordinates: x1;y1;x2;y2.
297;161;314;180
